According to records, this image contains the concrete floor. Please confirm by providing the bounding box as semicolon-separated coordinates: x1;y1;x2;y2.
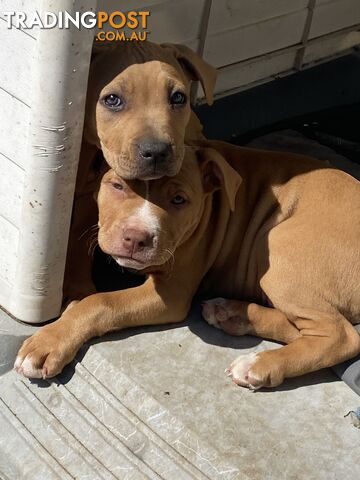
0;306;360;480
1;131;360;480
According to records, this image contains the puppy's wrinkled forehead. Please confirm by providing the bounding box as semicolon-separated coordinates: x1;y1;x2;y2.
89;42;188;98
103;61;188;99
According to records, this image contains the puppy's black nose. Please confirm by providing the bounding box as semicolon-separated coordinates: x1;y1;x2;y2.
138;140;172;163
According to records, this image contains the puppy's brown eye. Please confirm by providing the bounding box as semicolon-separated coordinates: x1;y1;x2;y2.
112;182;123;190
170;91;186;106
103;94;124;110
171;194;187;205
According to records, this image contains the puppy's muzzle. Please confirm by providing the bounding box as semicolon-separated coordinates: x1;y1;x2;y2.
121;228;154;257
136;139;174;179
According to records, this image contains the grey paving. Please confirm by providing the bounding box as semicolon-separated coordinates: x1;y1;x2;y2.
1;306;360;480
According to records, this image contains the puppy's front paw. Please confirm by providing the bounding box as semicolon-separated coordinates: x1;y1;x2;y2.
226;350;286;389
14;326;77;379
225;352;265;390
202;298;251;335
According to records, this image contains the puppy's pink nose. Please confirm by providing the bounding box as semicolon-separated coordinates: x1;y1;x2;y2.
122;228;153;254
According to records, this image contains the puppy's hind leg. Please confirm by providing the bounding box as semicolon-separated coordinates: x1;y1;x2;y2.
227;313;360;389
202;299;300;344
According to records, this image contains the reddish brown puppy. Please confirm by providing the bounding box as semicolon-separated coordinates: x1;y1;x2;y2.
16;143;360;388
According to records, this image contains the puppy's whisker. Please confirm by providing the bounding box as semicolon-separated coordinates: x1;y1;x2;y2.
79;224;99;241
87;232;99;249
87;234;99;258
165;248;175;263
163;248;175;273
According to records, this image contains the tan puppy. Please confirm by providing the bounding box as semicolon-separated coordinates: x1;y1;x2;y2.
64;41;216;300
15;143;360;388
84;41;216;179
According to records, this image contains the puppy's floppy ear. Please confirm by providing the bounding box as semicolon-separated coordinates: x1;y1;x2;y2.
197;148;242;211
162;43;217;105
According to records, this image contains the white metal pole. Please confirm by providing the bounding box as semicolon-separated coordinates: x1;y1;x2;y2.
10;0;97;322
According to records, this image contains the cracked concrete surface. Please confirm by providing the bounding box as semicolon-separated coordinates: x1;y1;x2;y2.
0;304;359;480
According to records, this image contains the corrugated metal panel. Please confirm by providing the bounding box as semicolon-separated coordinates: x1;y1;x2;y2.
98;0;169;11
97;0;360;97
135;0;205;45
207;0;309;34
214;29;360;98
97;0;206;46
304;30;360;63
310;0;360;38
215;50;297;96
204;9;308;67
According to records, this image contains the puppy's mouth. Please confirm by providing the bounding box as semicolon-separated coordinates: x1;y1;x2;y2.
111;249;173;271
112;255;147;270
99;232;173;271
101;142;183;180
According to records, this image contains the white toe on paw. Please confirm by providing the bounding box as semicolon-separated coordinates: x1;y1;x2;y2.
14;356;43;379
226;352;262;390
202;298;228;328
13;355;23;371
